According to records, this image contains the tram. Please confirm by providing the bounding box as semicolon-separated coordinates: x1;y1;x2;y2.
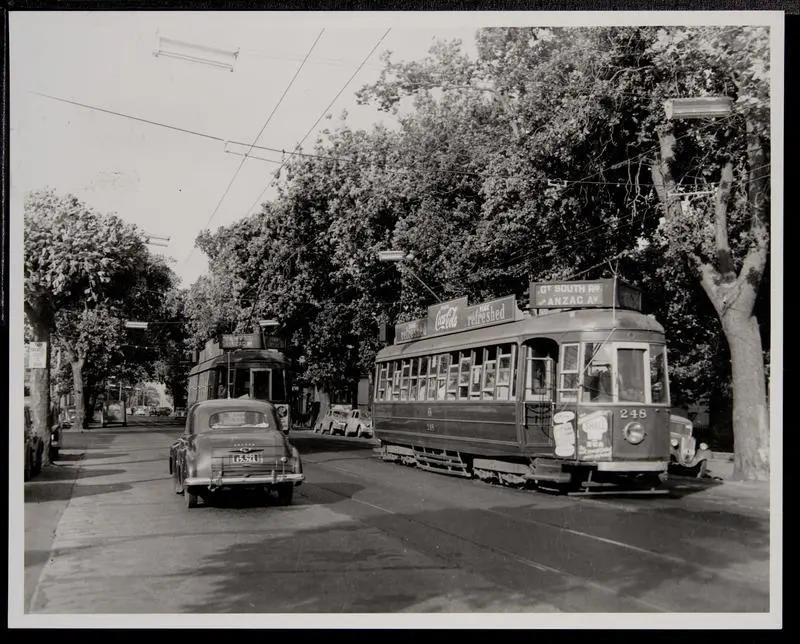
187;332;292;434
372;279;672;494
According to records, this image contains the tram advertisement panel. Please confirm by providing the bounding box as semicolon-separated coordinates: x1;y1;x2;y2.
576;410;613;460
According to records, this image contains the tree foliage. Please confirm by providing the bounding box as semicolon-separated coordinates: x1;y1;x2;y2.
185;26;771;476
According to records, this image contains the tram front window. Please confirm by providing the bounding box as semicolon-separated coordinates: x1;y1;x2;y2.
617;348;646;403
583;342;613;403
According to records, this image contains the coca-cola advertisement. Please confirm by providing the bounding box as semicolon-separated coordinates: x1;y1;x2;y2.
426;298;468;336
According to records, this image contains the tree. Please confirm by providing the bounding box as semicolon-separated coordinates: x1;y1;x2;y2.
648;26;770;480
24;189;178;435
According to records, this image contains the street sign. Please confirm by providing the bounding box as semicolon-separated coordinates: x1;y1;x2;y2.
125;321;149;329
26;342;47;369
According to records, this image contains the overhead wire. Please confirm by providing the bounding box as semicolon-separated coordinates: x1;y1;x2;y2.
179;28;326;271
243;27;392;329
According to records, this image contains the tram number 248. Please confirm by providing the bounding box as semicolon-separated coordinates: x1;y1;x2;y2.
619;409;647;419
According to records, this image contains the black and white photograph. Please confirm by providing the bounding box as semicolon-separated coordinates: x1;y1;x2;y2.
8;7;783;629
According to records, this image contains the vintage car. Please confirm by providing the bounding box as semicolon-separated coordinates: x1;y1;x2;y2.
339;408;373;438
173;407;187;419
669;413;712;478
60;407;76;429
314;405;351;435
168;399;304;508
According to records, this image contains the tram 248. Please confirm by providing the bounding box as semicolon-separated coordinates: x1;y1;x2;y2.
372;279;672;494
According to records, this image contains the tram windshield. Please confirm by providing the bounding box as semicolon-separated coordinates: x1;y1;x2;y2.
214;366;288;401
560;341;669;405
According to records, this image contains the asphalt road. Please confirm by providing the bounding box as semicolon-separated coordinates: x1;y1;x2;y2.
22;422;771;616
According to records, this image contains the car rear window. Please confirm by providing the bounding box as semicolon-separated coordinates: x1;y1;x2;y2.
208;410;271;429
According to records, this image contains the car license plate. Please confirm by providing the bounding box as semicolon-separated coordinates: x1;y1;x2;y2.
231;453;262;465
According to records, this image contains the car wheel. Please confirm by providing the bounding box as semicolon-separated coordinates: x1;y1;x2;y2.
276;483;294;506
184;483;199;508
173;464;184;494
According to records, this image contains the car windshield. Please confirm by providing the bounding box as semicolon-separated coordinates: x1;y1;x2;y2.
208;410;271;429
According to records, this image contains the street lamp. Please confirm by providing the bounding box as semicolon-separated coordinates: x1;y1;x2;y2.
663;96;733;120
377;250;442;303
154;34;239;72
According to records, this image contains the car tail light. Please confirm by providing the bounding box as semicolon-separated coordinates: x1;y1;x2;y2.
623;422;646;445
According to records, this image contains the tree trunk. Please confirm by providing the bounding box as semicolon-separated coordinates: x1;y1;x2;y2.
722;310;770;481
27;312;52;466
70;358;86;430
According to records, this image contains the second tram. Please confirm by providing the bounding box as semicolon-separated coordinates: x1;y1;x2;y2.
187;333;292;434
372;279;672;494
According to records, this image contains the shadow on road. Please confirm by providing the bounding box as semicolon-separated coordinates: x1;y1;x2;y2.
179;482;769;614
25;479;134;503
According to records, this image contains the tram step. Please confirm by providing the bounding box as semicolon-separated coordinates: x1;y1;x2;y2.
417;461;472;478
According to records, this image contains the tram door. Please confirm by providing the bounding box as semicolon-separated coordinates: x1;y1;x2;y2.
521;340;557;447
251;369;272;401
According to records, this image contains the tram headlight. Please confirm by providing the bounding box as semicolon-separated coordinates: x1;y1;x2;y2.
623;422;646;445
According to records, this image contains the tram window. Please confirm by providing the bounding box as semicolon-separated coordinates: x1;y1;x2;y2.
272;369;286;401
392;362;401;400
427;356;438;400
458;353;472;399
525;350;553;401
447;361;459;400
617;348;646;403
409;359;418;399
559;343;580;403
649;344;669;404
582;342;613;403
436;354;450;400
482;360;497;399
496;344;515;401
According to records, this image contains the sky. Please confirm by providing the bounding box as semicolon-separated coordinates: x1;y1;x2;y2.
10;12;483;287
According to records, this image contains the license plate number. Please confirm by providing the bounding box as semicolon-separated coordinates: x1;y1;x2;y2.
231;454;262;464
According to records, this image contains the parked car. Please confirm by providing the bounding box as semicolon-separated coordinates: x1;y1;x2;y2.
133;407;148;416
157;407;172;417
669;413;712;478
314;405;352;435
173;407;187;419
168;398;304;509
340;408;373;438
24;400;43;481
60;407;76;429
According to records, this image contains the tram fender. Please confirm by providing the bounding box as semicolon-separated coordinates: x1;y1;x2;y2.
473;458;530;475
526;458;572;484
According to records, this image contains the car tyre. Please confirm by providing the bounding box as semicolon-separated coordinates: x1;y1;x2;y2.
173;463;184;494
185;484;199;508
276;483;294;506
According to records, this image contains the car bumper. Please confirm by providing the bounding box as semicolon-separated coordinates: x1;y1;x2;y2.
596;460;669;472
186;472;305;489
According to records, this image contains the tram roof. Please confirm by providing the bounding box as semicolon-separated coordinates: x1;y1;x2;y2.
188;349;287;376
376;308;663;360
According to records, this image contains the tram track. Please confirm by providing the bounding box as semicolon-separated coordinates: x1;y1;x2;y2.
306;478;672;613
305;454;768;610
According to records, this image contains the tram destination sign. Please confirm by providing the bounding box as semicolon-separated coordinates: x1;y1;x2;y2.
395;295;519;344
220;333;262;349
531;278;642;311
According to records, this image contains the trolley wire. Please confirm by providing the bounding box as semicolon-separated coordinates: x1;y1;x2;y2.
180;28;326;271
242;28;392;329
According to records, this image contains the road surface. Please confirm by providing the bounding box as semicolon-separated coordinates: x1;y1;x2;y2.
22;423;771;617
